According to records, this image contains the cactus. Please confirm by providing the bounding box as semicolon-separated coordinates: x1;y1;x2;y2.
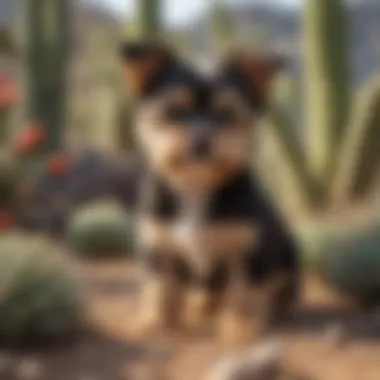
67;201;134;258
0;73;19;146
318;219;380;304
115;95;135;151
259;0;379;213
0;27;17;57
302;0;350;184
117;0;162;151
24;0;71;152
210;0;234;54
332;77;380;202
131;0;161;41
0;234;82;343
0;150;21;208
265;101;325;208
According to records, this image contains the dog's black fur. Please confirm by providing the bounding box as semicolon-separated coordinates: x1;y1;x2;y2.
139;167;299;307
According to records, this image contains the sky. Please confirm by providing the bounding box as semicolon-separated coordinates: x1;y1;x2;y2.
84;0;299;26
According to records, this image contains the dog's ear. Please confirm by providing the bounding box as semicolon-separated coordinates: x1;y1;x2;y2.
119;41;175;98
222;53;284;110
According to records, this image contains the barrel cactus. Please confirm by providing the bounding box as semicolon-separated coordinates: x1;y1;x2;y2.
319;219;380;305
0;234;82;344
67;201;134;258
296;216;380;305
295;217;349;271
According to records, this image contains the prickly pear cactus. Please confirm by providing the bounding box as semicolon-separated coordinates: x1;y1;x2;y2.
0;234;82;343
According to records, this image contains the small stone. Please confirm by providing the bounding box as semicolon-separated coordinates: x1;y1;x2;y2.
205;339;283;380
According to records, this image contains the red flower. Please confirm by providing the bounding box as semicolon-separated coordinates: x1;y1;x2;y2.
47;153;71;176
0;77;19;108
0;210;14;230
12;124;45;156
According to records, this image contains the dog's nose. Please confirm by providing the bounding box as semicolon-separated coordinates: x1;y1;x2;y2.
189;137;211;160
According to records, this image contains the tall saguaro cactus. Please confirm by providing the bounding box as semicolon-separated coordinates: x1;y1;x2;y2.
131;0;161;41
24;0;71;152
240;0;380;212
211;0;234;54
303;0;350;184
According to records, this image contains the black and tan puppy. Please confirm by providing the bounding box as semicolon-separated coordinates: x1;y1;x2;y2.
119;42;299;347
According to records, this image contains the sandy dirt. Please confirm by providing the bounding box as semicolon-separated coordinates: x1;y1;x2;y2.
2;259;380;380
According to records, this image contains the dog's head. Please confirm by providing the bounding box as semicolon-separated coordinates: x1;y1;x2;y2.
119;42;283;191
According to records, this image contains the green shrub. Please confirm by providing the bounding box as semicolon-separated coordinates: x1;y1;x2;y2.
67;200;134;258
0;234;82;344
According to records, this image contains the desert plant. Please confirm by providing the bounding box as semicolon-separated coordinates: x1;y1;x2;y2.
0;234;82;344
259;0;380;212
332;76;380;202
210;0;234;55
11;123;46;158
132;0;161;41
303;0;350;183
207;0;380;299
23;0;72;152
114;0;163;151
0;150;21;208
0;72;19;146
67;201;134;258
295;217;354;272
0;28;18;57
318;219;380;305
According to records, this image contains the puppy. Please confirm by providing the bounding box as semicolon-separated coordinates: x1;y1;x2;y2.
119;42;299;347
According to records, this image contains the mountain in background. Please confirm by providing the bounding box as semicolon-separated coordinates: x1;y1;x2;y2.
1;0;379;86
188;1;380;86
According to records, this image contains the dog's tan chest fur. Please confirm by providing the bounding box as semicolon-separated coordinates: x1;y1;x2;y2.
173;192;213;274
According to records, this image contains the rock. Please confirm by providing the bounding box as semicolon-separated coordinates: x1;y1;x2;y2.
205;339;283;380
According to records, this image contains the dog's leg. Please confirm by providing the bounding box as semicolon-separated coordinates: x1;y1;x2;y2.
217;291;265;349
133;252;184;338
182;261;228;332
135;272;184;337
217;267;297;349
264;271;297;328
216;258;277;349
216;262;257;349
